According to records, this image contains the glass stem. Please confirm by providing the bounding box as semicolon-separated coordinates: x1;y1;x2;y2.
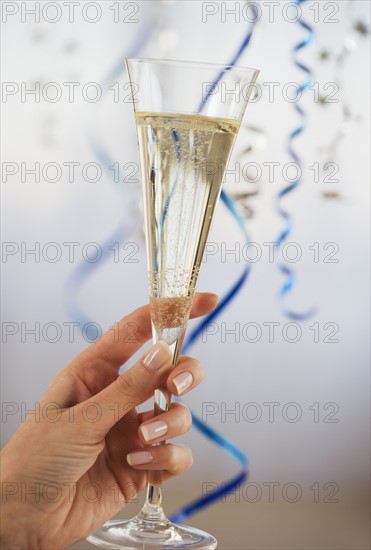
138;333;185;523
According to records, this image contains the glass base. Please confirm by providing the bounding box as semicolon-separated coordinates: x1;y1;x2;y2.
87;516;217;549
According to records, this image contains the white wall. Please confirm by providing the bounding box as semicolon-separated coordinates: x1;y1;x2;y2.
1;0;370;500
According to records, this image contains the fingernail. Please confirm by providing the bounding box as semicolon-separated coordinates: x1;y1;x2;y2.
127;451;153;466
143;341;172;370
140;420;168;442
173;371;193;395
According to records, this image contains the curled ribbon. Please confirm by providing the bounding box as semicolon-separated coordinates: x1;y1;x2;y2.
275;0;316;321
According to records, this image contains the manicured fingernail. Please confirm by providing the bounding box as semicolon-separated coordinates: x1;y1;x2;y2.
127;451;153;466
142;341;172;370
140;420;168;442
173;371;193;395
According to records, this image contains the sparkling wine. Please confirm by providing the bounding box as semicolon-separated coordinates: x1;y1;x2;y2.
136;112;240;344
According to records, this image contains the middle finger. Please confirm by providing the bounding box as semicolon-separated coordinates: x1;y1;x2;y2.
138;402;192;444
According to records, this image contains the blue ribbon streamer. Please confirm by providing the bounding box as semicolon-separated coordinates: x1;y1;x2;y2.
169;6;258;522
64;23;154;327
275;0;316;320
170;411;248;523
168;190;252;522
198;6;258;112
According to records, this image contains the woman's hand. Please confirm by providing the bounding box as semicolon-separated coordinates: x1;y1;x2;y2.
0;292;218;550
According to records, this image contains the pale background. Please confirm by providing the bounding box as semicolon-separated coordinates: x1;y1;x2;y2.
1;1;370;549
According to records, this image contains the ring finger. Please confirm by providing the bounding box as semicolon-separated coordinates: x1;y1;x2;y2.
127;443;193;477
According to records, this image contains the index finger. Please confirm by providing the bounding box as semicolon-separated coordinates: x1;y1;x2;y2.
73;292;218;373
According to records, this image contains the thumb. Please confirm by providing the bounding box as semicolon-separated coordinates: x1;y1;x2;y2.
79;341;173;435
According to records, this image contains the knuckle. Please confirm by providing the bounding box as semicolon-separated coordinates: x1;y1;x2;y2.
186;448;194;470
198;362;206;381
178;403;192;431
177;355;201;369
177;354;192;363
121;480;139;505
168;446;181;475
114;370;139;399
167;446;193;475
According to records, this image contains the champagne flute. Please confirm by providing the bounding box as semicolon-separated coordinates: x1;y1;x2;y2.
87;58;259;550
